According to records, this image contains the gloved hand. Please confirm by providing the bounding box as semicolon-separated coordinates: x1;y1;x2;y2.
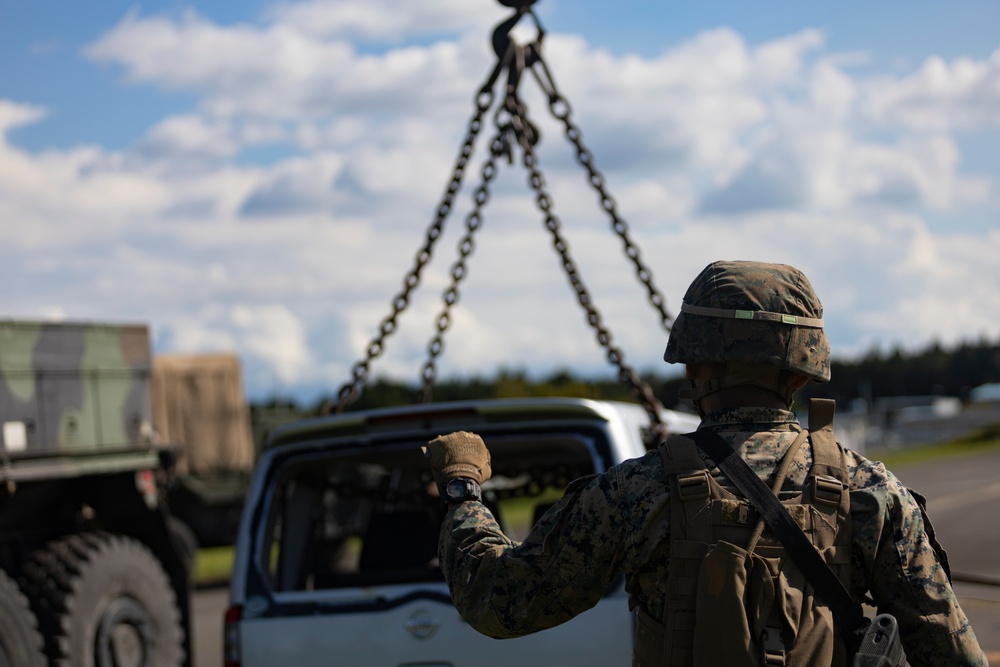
424;431;492;489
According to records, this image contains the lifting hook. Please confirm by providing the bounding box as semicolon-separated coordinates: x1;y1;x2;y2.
491;1;544;66
489;1;543;157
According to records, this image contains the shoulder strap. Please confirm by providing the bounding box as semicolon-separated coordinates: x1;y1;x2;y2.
808;398;849;484
686;427;868;642
659;435;709;478
745;428;809;553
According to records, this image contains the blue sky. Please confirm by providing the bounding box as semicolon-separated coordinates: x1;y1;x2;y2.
2;0;999;402
5;1;1000;150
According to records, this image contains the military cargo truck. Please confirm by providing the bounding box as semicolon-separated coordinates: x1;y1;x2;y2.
152;353;256;548
0;320;193;666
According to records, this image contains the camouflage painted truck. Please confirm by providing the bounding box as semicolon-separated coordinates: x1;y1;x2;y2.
0;321;193;667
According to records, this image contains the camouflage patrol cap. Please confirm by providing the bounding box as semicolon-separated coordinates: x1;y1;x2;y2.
664;260;831;382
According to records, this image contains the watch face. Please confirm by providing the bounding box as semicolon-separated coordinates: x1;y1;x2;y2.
444;478;481;503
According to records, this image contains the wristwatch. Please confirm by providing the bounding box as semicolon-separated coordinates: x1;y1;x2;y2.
442;477;482;505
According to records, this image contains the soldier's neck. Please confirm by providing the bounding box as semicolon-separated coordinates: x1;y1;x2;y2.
699;387;791;413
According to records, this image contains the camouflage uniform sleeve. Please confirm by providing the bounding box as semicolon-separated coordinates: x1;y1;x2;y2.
849;455;987;666
438;470;627;639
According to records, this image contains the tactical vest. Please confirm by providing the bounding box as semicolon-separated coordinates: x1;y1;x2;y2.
634;400;853;667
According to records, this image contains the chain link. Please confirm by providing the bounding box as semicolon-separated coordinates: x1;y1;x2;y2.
324;78;501;414
329;9;672;442
418;133;505;403
506;92;667;439
529;58;673;334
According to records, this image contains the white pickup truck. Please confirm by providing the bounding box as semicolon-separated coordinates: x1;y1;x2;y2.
225;398;699;667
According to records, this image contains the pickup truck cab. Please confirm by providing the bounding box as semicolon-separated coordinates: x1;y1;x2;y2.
226;398;699;667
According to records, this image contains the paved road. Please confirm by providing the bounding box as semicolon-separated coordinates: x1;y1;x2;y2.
192;586;227;667
880;447;1000;661
192;448;1000;666
884;448;1000;580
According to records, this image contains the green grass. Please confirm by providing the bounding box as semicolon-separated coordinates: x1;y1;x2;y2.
194;546;235;587
872;426;1000;468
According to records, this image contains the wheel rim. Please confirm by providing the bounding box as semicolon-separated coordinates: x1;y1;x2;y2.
95;597;155;667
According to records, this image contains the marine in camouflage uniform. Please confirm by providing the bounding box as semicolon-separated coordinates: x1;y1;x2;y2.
428;260;987;666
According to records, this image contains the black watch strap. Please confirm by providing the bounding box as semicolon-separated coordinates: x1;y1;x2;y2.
442;477;482;505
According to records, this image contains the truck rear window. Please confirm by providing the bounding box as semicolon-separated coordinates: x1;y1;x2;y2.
259;432;600;593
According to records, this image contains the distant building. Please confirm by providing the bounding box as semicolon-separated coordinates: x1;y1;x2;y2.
873;395;962;427
970;383;1000;403
864;392;1000;450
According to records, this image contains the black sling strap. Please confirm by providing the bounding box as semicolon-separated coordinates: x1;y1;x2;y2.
687;428;869;641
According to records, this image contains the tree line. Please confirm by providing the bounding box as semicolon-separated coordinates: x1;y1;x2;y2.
799;337;1000;406
253;337;1000;418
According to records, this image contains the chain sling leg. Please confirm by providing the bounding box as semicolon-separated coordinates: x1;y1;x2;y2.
330;1;675;439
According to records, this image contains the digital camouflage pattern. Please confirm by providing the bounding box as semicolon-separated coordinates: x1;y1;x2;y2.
439;406;986;666
0;321;154;454
663;261;831;383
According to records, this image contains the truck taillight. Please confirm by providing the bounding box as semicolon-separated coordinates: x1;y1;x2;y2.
135;469;158;508
223;604;242;667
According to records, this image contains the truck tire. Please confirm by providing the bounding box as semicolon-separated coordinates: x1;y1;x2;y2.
0;569;45;667
167;516;198;575
22;532;185;667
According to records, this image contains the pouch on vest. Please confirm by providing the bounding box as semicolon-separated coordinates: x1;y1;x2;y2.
692;539;774;667
638;398;853;667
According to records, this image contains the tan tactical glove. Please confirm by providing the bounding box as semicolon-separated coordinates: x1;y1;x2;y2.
424;431;492;488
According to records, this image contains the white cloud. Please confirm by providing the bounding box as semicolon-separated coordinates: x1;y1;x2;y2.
232;304;311;379
0;100;48;135
697;46;993;215
704;128;988;214
84;8;494;122
127;114;293;169
750;28;825;88
0;104;172;249
542;29;774;169
166;303;313;392
807;59;858;122
864;48;1000;132
265;0;500;41
3;2;999;401
239;153;343;217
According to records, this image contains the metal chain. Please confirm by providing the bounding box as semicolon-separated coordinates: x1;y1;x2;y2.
328;5;671;442
324;72;504;414
418;132;506;403
529;57;673;333
418;41;536;403
505;92;667;439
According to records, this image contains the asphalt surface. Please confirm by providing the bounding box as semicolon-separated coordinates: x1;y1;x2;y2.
884;448;1000;581
192;586;227;667
192;448;1000;666
882;447;1000;662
